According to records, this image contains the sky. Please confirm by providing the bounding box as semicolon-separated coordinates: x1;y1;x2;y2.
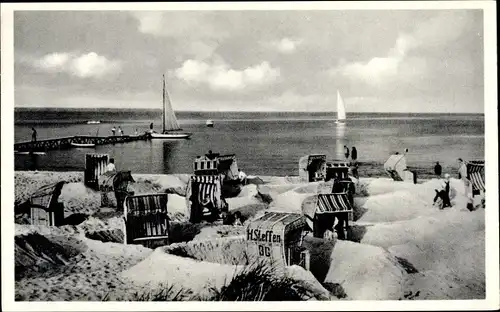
13;8;485;113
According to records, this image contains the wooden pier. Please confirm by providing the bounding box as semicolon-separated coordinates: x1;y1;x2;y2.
14;134;149;153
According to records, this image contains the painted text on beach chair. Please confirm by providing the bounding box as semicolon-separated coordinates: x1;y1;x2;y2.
299;154;327;182
246;212;310;271
123;193;170;248
29;181;66;226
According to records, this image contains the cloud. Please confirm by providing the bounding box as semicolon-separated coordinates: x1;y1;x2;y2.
33;52;121;78
331;11;472;87
130;11;227;40
269;38;303;54
175;59;280;91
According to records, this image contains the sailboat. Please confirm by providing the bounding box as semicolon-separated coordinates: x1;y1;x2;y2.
150;75;192;139
335;90;347;124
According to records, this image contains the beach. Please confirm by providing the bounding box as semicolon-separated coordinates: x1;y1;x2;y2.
14;170;485;301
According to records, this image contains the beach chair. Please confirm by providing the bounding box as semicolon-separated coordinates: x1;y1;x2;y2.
84;153;109;190
246;212;311;271
466;160;485;207
299;154;327;182
186;175;226;224
193;154;242;197
123;193;170;248
325;161;350;182
303;193;354;240
29;181;66;226
467;161;485;195
383;154;415;183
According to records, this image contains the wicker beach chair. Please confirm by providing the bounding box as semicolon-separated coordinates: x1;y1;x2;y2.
123;193;170;248
29;181;66;226
466;160;485;208
467;161;485;195
186;175;225;224
303;192;354;240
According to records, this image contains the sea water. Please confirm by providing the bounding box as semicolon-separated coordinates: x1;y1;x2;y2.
14;109;484;178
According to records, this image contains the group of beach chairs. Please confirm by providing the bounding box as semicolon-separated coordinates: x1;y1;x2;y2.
20;151;485;251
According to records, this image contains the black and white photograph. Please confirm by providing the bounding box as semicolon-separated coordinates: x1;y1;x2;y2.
1;1;498;310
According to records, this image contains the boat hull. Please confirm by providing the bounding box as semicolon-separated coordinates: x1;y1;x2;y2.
71;143;96;148
150;132;192;139
15;151;46;155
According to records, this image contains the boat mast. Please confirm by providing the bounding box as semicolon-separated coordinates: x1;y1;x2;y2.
162;74;166;133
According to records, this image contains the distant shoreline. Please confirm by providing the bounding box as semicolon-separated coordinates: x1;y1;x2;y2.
14;107;484;116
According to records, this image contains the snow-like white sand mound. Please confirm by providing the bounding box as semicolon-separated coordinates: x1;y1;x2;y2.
122;237;333;300
323;240;407;300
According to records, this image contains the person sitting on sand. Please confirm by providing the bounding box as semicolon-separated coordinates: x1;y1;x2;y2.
434;173;451;209
106;158;116;173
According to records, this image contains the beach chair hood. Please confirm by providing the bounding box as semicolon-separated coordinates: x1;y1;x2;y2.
217;154;239;181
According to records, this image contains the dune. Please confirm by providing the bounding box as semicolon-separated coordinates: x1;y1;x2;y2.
13;170;485;301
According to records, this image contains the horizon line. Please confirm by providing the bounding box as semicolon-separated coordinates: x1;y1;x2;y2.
13;107;485;115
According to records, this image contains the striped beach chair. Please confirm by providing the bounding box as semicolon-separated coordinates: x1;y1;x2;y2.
123;193;170;248
467;160;485;195
187;175;224;223
312;193;354;239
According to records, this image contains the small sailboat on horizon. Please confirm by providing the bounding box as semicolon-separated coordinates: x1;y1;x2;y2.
150;75;192;139
335;90;347;124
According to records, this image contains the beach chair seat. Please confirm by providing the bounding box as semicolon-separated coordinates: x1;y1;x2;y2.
123;193;170;248
29;181;66;226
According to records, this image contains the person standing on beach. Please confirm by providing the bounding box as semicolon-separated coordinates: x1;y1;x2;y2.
31;128;37;142
135;129;138;136
344;145;350;159
106;158;116;173
111;126;116;136
118;126;123;136
457;158;471;199
434;161;442;177
351;147;358;162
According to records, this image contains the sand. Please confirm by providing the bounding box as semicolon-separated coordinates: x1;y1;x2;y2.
13;170;485;301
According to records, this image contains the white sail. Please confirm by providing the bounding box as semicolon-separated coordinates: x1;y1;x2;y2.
336;90;346;122
162;75;181;132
